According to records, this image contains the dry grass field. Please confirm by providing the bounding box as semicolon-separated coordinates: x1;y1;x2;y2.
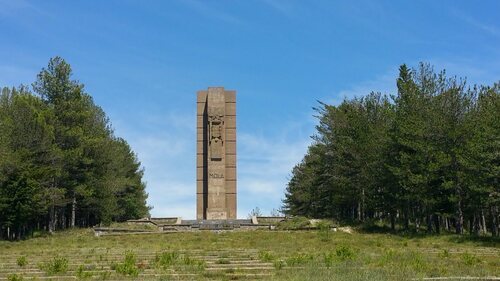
0;228;498;280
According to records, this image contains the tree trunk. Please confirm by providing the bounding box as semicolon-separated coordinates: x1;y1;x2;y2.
434;215;440;234
71;195;76;228
390;212;395;231
481;210;487;235
456;199;464;234
427;214;433;234
49;205;55;233
491;206;499;237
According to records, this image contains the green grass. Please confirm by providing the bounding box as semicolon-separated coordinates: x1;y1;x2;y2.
0;228;498;280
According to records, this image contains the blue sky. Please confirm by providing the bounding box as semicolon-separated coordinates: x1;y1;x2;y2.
1;0;499;218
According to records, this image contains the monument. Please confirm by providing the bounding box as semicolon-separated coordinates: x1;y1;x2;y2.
196;87;237;220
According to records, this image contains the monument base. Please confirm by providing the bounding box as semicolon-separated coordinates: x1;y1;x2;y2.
206;209;228;220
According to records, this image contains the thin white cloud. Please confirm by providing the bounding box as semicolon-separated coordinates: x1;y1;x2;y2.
113;107;311;219
181;0;243;25
453;9;500;37
260;0;295;17
331;67;398;105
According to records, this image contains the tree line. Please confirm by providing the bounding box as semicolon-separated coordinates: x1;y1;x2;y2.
283;63;499;236
0;57;149;240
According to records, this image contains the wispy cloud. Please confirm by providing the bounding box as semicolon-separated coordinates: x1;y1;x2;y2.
0;0;49;18
0;65;37;87
331;67;398;105
181;0;243;25
113;107;311;218
260;0;295;17
453;9;500;37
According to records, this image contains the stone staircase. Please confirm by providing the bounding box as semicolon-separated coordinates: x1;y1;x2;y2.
0;248;275;280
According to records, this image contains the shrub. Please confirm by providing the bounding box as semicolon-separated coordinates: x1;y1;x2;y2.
462;252;481;266
39;256;68;275
76;265;93;279
113;251;139;277
16;256;27;267
155;251;179;268
7;274;23;281
336;245;355;261
258;251;276;262
317;220;332;241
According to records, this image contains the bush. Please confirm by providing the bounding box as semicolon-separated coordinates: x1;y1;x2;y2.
7;274;23;281
39;256;68;275
258;251;276;262
462;252;481;266
16;256;27;267
76;265;93;279
113;251;139;276
335;245;355;261
155;251;179;268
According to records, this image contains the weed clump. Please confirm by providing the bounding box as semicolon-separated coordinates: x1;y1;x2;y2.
39;256;69;275
336;245;356;261
7;274;23;281
286;253;314;266
112;251;139;277
16;256;27;267
154;251;205;271
258;250;276;262
462;252;481;266
76;265;93;279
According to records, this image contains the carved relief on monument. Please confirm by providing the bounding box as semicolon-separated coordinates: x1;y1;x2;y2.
208;112;224;160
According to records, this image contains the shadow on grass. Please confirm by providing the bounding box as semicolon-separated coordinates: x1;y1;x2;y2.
356;221;500;247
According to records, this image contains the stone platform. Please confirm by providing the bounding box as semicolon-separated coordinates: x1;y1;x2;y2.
94;217;286;235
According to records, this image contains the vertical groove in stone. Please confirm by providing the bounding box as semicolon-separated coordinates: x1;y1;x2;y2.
196;88;237;220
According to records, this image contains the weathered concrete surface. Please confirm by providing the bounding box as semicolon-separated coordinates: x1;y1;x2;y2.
197;87;237;220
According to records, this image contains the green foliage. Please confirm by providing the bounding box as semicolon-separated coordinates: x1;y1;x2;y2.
112;251;139;276
462;252;481;266
273;259;285;270
277;216;311;230
154;251;205;271
39;256;68;275
283;63;500;236
258;250;276;262
16;256;27;267
285;253;314;266
0;57;149;240
335;245;356;261
76;265;93;279
7;274;23;281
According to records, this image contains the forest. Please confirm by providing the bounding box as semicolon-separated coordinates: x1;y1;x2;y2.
0;57;149;240
284;63;499;236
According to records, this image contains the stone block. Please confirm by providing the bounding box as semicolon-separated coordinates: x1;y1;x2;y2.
196;167;204;180
225;128;236;141
225;115;236;129
225;141;236;154
226;180;236;194
226;193;237;219
197;91;207;102
226;154;236;166
196;193;204;220
225;91;236;103
197;180;204;193
225;167;236;181
197;103;207;115
225;102;236;115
